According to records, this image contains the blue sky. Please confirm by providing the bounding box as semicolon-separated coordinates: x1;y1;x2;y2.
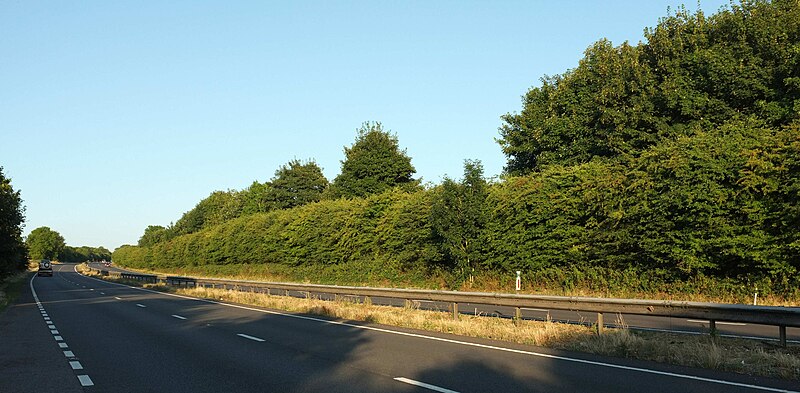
1;1;730;250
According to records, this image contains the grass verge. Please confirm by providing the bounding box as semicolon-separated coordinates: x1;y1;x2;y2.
0;262;37;312
79;264;799;380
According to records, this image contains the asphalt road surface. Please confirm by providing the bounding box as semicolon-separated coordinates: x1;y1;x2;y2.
91;262;800;344
3;263;795;392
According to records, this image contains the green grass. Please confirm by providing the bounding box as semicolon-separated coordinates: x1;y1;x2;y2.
0;271;31;312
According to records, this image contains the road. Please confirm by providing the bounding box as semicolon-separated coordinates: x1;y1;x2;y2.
2;263;795;392
92;262;800;344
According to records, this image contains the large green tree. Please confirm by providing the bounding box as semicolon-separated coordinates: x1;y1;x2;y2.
269;159;329;209
138;225;171;247
499;0;800;174
26;226;65;261
0;167;26;277
330;122;417;198
173;190;243;235
430;160;488;281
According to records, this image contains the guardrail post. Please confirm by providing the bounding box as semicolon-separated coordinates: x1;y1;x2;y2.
452;302;459;321
709;319;717;337
514;307;521;324
364;296;372;305
780;326;787;348
596;313;604;335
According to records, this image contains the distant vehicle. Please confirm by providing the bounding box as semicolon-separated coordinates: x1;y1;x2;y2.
37;259;53;277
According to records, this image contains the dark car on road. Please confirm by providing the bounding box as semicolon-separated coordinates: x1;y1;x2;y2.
37;259;53;277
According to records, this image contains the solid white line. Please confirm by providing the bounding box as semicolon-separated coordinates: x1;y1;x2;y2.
237;333;265;342
136;304;146;308
59;343;68;348
686;319;747;326
521;308;549;312
76;267;799;393
394;377;459;393
171;314;187;320
77;375;94;387
63;350;74;357
70;361;83;370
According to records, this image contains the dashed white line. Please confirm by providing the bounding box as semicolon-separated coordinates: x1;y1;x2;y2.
237;333;265;342
77;265;799;393
59;343;68;348
70;361;83;370
114;296;122;300
63;350;75;358
51;330;59;335
100;292;105;295
77;375;94;387
136;304;146;308
54;335;63;341
394;377;459;393
686;319;747;326
171;314;187;320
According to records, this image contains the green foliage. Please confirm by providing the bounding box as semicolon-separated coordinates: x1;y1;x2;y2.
500;0;800;174
116;1;800;299
172;190;243;236
430;160;489;278
269;159;329;209
26;226;65;261
59;245;111;262
0;167;27;278
330;122;418;198
138;225;171;247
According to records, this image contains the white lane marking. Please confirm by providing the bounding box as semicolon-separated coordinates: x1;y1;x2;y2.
51;330;59;335
237;333;265;342
44;317;51;321
70;361;83;370
171;314;187;320
686;319;747;326
77;267;799;393
521;308;549;312
63;350;75;357
59;343;68;348
48;324;56;329
77;375;94;387
114;296;122;300
394;377;459;393
54;336;63;341
136;304;146;308
100;292;105;295
90;289;94;291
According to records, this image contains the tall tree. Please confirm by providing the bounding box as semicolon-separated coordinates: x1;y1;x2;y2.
0;167;26;277
499;0;800;174
430;160;488;281
270;159;329;209
138;225;171;247
26;226;65;260
330;122;417;198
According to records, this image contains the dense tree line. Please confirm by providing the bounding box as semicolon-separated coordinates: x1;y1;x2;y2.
0;167;26;279
59;245;112;262
117;1;800;297
137;123;415;245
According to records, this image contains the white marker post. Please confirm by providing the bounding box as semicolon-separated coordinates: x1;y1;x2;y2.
514;271;522;322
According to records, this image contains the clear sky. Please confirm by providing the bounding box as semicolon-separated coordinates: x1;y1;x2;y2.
2;1;730;250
